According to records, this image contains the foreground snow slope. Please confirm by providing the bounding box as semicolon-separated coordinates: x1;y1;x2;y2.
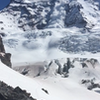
0;60;100;100
36;77;100;100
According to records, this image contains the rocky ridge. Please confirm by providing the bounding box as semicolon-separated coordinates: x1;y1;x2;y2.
0;81;36;100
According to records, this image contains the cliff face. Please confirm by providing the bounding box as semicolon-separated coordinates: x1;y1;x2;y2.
0;36;12;67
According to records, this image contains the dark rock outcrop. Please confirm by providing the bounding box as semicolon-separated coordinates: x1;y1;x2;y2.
42;88;49;94
0;81;36;100
81;79;100;90
65;1;87;28
0;36;12;67
0;36;5;53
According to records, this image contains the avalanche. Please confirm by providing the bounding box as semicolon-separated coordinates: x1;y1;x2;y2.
0;0;100;100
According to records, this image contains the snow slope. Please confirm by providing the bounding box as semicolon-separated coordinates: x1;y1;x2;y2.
0;60;100;100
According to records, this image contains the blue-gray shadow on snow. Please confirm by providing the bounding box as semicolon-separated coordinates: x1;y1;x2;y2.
0;0;11;10
95;0;100;10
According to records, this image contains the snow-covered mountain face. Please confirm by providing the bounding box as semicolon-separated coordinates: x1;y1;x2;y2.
13;57;100;93
0;0;87;30
1;0;100;30
0;0;100;63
